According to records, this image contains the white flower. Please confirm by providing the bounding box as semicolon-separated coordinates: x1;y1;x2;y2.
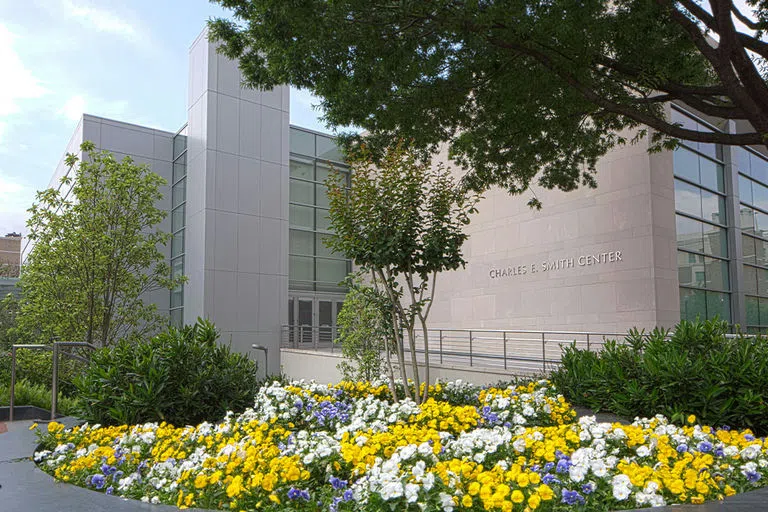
636;445;650;457
613;484;631;501
405;483;419;503
439;492;455;512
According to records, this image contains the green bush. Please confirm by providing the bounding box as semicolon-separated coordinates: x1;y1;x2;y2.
0;379;81;416
74;319;261;426
550;318;768;433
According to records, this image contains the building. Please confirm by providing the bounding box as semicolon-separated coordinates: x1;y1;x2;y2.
0;232;21;299
34;27;768;373
29;28;350;372
0;233;21;278
427;106;768;334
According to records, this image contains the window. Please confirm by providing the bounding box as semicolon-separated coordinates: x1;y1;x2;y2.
288;128;351;293
673;108;729;323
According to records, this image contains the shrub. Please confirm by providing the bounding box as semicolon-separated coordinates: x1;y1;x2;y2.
74;319;261;426
0;379;81;416
334;277;394;381
550;318;768;433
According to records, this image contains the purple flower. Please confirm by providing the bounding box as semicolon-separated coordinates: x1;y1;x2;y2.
582;482;596;495
556;458;572;473
330;476;348;490
714;447;725;457
343;489;354;501
288;488;310;501
746;471;761;483
697;441;713;453
542;474;561;485
543;462;555;472
91;474;106;490
677;444;688;453
745;434;755;441
106;486;114;495
561;489;585;505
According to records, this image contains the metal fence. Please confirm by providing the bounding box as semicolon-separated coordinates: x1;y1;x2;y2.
280;325;629;374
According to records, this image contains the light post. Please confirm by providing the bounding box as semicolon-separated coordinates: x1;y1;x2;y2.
251;344;268;377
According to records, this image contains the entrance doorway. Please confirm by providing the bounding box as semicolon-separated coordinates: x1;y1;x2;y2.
287;295;345;346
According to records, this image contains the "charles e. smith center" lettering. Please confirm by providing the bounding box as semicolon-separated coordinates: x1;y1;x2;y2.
489;251;623;279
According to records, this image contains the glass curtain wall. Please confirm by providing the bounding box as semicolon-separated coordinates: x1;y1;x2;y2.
287;127;351;344
170;127;187;328
735;146;768;332
672;108;731;323
288;127;351;293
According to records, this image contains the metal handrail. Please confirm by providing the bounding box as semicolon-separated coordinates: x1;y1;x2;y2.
9;341;98;422
279;324;648;374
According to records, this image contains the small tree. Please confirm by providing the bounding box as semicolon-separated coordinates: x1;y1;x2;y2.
16;141;183;347
327;142;478;404
335;275;394;382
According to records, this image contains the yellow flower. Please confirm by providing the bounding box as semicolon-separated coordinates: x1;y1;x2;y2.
462;495;473;507
691;495;705;504
226;475;244;498
29;422;38;431
511;490;525;504
194;474;207;489
528;493;541;509
724;485;736;497
687;414;696;425
47;422;64;433
468;482;480;496
536;485;554;501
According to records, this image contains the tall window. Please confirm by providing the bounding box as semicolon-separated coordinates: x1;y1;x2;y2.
170;127;187;328
672;108;731;323
735;145;768;333
288;127;351;293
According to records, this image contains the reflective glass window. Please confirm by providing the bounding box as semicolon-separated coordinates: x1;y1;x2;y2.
675;179;702;218
740;175;753;205
676;215;703;253
290;128;315;156
673;147;699;183
702;223;727;258
289;229;314;256
290;159;314;180
706;291;731;322
680;288;706;322
700;189;726;225
172;178;186;209
699;158;724;192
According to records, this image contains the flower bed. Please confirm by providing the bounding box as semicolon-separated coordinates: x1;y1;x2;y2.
34;379;768;510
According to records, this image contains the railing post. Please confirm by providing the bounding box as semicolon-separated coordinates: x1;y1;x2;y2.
542;332;546;372
313;326;318;351
9;346;16;422
503;331;507;370
51;343;59;421
587;333;590;351
439;330;443;365
469;330;473;367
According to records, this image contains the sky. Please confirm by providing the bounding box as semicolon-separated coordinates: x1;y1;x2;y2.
0;0;331;236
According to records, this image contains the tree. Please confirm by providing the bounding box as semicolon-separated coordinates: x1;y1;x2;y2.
326;142;478;403
16;141;183;347
211;0;768;204
334;274;395;382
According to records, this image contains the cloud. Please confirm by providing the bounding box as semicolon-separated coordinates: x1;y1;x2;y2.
0;24;48;116
0;174;35;235
58;94;130;122
60;0;137;40
60;95;86;122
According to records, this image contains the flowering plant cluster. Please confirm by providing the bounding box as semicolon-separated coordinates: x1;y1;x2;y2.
34;379;768;510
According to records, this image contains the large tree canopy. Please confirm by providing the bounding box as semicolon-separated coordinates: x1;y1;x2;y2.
210;0;768;199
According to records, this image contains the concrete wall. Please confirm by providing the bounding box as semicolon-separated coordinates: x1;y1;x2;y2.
185;28;289;372
280;349;528;385
26;114;176;318
428;130;679;333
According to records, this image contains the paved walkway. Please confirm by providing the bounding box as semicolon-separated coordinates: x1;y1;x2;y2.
1;415;767;511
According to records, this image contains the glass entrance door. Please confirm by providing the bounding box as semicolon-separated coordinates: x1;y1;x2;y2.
288;296;345;346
